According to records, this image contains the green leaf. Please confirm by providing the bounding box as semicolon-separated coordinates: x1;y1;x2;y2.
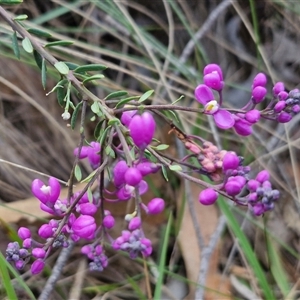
0;0;23;4
0;252;18;300
71;101;83;129
91;102;100;114
54;62;69;75
82;74;105;84
14;14;27;20
11;31;20;59
161;165;169;181
56;80;67;107
169;165;182;171
28;28;52;38
115;96;139;108
98;125;111;146
108;118;120;126
33;50;43;69
104;90;128;100
105;145;115;158
155;144;169;151
81;169;97;183
41;59;47;90
171;95;184;105
87;187;93;203
64;62;80;70
45;40;73;47
21;37;33;53
94;119;105;139
138;89;154;103
74;165;82;182
74;64;107;73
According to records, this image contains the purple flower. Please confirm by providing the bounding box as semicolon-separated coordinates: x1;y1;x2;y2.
72;215;96;239
121;106;137;126
76;203;97;216
198;188;218;205
224;178;243;196
31;259;45;275
136;161;160;176
74;142;101;169
129;112;156;149
255;170;269;183
147;198;165;214
274;101;286;113
194;84;234;129
31;177;60;205
203;64;223;81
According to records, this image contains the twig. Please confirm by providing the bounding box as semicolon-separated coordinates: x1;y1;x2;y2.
38;240;75;300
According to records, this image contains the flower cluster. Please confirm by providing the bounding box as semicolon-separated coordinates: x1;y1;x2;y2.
194;64;298;136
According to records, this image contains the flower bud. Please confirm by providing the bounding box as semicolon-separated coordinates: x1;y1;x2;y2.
245;110;260;124
128;217;141;230
31;177;60;204
72;215;96;239
293;105;300;113
23;238;32;248
103;215;115;229
234;119;252;136
224;180;243;196
255;170;269;183
129;112;155;149
18;227;31;240
277;111;292;123
273;82;285;96
32;248;46;259
252;73;267;88
38;224;54;239
274;101;286;113
203;64;223;80
121;108;136;126
147;198;165;214
223;152;239;171
31;259;45;275
278;91;288;101
136;161;160;176
76;203;97;216
252;86;267;104
199;188;218;205
247;179;260;192
113;160;128;187
203;72;224;91
124;167;142;186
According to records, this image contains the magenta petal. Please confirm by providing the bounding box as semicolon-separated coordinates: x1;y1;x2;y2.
194;84;214;105
213;110;235;129
31;179;48;203
48;177;60;202
203;64;223;80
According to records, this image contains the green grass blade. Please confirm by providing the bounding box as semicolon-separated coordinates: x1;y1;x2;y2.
218;198;275;299
153;213;173;299
0;252;17;300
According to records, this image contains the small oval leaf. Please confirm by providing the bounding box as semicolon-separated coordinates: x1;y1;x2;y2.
71;101;83;129
64;62;80;70
169;165;182;171
74;64;107;73
11;31;20;59
21;37;33;53
105;91;128;100
33;50;43;69
28;28;52;38
156;144;169;151
91;102;100;114
41;59;47;90
138;89;154;103
54;62;69;75
74;165;82;182
108;118;120;126
0;0;23;4
14;14;28;20
83;74;105;84
45;41;73;47
115;96;139;108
